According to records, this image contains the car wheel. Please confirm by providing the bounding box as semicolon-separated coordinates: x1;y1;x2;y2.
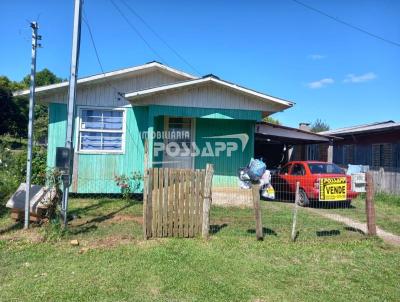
296;188;310;207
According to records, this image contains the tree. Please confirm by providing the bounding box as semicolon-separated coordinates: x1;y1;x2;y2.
22;68;64;88
20;69;64;142
0;76;25;91
310;119;330;133
263;116;281;125
0;69;63;140
0;77;27;137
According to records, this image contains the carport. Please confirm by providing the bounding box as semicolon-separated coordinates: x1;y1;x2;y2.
254;122;338;169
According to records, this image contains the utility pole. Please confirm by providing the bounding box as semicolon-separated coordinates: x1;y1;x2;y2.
62;0;83;227
24;22;41;229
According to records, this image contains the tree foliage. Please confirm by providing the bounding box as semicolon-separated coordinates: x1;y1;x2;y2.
0;77;28;137
0;142;47;205
310;119;330;133
0;69;63;140
263;116;281;125
22;68;63;87
0;68;63;205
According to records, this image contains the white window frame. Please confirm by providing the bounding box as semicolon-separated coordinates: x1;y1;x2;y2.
76;106;126;154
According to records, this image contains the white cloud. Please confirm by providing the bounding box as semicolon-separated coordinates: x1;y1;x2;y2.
307;78;334;89
308;54;326;60
344;72;377;83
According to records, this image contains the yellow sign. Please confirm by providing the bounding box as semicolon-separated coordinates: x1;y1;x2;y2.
319;177;347;201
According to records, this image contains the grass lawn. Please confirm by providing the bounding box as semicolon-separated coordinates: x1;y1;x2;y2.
314;193;400;236
0;198;399;302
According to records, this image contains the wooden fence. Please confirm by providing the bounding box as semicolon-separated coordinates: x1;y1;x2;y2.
370;168;400;195
143;164;214;239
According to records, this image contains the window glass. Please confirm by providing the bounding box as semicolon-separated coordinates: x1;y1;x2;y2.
308;163;344;174
81;109;123;130
167;117;192;146
372;143;393;167
280;164;291;175
291;164;305;176
79;109;124;152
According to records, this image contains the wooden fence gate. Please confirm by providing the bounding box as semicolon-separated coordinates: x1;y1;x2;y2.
143;164;213;239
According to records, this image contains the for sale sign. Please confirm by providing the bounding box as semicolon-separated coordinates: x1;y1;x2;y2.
319;177;347;201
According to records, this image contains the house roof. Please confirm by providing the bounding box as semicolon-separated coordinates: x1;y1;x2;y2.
124;76;294;108
319;120;400;136
256;122;338;145
13;61;196;97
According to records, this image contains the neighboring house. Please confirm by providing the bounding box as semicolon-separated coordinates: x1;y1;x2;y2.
15;61;293;194
320;121;400;170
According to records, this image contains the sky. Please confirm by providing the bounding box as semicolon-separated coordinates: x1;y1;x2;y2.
1;0;399;129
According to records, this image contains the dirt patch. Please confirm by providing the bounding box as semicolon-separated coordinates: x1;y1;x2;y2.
82;235;166;250
69;214;143;227
0;228;44;243
87;235;135;249
107;214;143;224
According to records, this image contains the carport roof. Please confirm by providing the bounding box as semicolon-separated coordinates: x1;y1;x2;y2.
255;122;339;145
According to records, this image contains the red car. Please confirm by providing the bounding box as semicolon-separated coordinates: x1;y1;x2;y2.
272;161;358;206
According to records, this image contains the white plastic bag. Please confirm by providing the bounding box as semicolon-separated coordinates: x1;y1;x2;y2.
261;183;275;200
259;170;271;186
238;179;251;189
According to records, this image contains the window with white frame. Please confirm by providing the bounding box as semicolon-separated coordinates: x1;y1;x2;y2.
78;108;125;152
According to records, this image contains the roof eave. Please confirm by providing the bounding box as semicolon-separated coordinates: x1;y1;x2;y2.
13;62;196;97
125;77;294;109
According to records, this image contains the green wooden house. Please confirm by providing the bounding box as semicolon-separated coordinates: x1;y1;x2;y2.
16;62;293;198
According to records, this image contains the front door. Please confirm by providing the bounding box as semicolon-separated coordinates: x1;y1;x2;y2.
163;117;195;169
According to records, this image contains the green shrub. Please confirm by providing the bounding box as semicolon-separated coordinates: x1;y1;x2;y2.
0;143;47;205
114;171;143;200
41;217;65;242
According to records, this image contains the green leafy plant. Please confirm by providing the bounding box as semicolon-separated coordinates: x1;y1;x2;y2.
0;143;25;205
44;168;62;220
41;217;65;242
114;172;143;199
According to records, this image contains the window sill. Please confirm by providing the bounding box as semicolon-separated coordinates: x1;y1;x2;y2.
76;150;125;155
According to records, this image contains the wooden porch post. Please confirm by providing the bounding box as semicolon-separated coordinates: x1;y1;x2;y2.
327;139;334;163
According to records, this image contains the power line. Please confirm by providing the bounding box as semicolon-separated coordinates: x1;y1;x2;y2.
82;12;105;74
82;10;141;143
291;0;400;48
82;11;126;101
118;0;200;75
109;0;168;63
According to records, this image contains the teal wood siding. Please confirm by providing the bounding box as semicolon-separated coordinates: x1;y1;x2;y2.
47;103;67;167
146;105;261;168
76;106;148;193
47;103;260;193
195;118;254;187
148;105;262;121
47;103;148;193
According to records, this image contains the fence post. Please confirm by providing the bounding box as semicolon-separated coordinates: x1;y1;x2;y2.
291;181;300;241
202;164;214;239
252;183;263;240
365;172;377;236
143;139;149;239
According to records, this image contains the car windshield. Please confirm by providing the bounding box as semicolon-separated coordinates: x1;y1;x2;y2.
308;163;344;174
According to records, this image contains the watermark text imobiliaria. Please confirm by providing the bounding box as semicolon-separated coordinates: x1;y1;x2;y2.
140;130;249;158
